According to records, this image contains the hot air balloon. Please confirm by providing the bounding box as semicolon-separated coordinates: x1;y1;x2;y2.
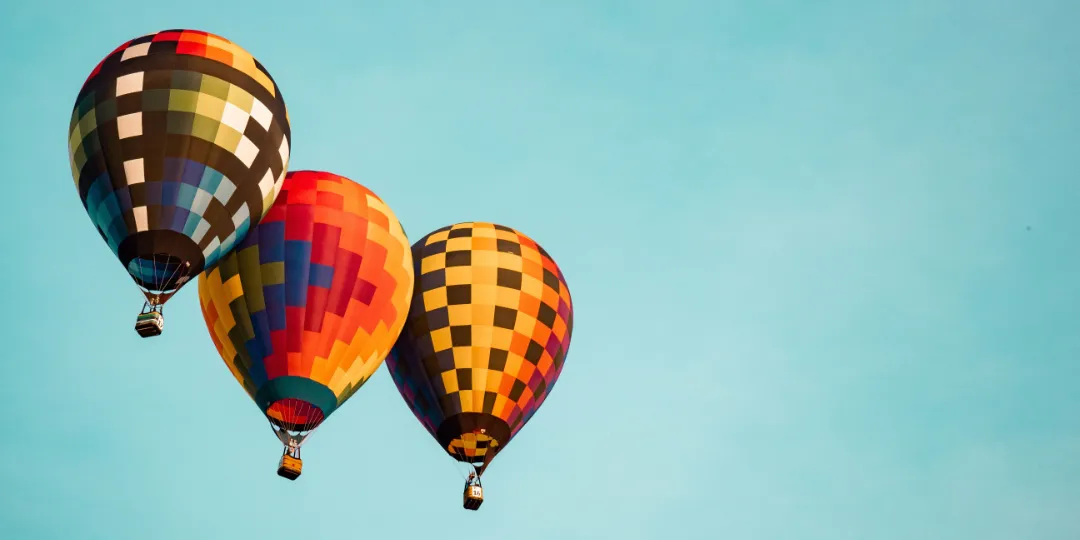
68;29;291;337
385;222;574;510
198;171;414;480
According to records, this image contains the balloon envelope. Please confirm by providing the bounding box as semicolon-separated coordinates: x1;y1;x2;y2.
69;29;291;302
198;171;414;436
386;222;574;474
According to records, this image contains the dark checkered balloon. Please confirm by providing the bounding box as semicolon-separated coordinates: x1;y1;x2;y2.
68;29;291;302
386;222;574;474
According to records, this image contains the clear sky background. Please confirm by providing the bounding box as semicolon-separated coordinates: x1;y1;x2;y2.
1;1;1078;539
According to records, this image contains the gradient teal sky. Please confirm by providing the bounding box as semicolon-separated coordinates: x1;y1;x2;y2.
1;1;1078;539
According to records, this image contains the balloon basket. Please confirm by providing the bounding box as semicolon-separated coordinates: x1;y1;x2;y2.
277;454;302;480
463;484;483;510
134;310;164;338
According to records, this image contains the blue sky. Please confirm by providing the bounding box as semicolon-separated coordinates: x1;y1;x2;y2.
1;1;1078;538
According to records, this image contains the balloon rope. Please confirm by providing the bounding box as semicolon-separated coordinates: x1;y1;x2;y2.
290;402;301;457
158;256;186;297
451;443;470;481
302;402;321;449
150;254;159;301
136;256;151;301
303;400;318;432
288;401;301;452
297;400;308;434
151;254;188;303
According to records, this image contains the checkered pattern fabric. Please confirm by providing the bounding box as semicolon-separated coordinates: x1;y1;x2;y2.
69;29;291;298
198;171;414;432
386;222;574;472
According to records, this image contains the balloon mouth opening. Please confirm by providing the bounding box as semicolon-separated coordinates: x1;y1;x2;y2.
266;398;325;432
126;253;193;293
447;431;500;465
